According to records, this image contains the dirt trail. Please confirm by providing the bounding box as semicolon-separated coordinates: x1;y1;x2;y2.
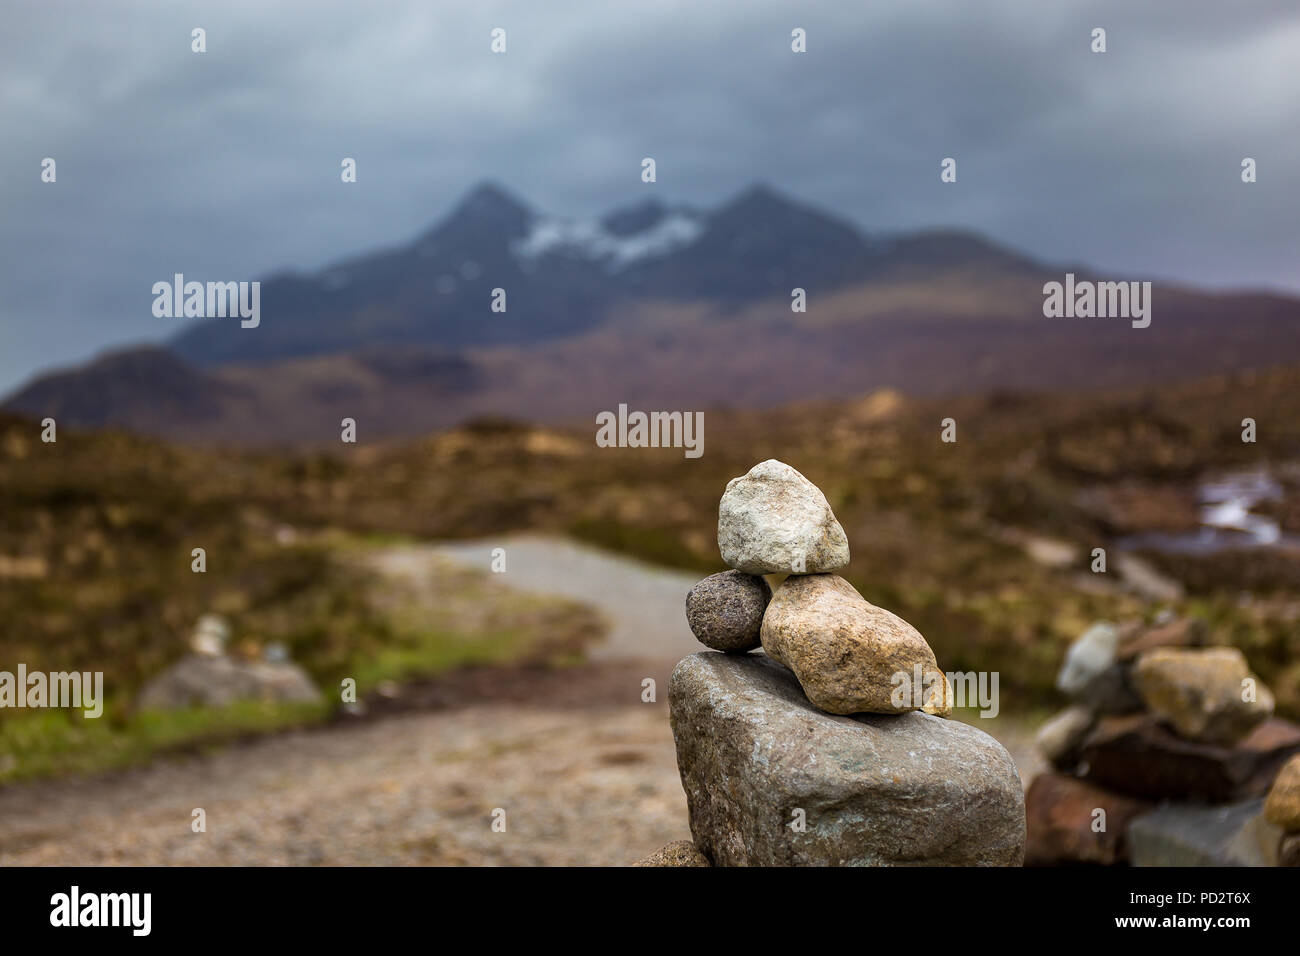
432;534;704;661
0;688;688;866
0;535;1042;865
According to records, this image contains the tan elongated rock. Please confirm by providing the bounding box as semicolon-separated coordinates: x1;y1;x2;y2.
760;573;943;715
922;670;954;717
717;460;849;574
1132;646;1273;745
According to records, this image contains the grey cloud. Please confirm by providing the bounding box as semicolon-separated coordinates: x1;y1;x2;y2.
1;0;1297;392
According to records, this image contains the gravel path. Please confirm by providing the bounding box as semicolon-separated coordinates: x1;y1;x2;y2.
0;677;689;866
433;534;703;661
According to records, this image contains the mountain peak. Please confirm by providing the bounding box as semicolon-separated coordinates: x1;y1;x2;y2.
431;181;533;241
705;182;862;244
461;180;530;213
719;182;796;213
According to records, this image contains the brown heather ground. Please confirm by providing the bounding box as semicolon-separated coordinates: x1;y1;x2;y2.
3;363;1300;785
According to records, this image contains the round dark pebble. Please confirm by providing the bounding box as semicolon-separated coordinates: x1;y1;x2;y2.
685;570;772;653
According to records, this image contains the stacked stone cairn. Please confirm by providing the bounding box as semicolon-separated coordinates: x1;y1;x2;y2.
641;459;1025;866
1027;615;1300;866
137;614;321;711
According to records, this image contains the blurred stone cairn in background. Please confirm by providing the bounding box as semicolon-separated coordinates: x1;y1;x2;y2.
1027;615;1300;866
637;459;1026;866
136;614;321;711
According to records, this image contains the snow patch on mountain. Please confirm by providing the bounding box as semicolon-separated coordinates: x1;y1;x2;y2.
512;213;703;271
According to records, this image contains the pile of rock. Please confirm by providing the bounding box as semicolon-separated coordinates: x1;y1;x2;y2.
642;460;1025;866
137;615;322;712
1027;615;1300;866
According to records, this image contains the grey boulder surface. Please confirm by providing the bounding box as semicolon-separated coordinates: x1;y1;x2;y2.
685;570;772;653
669;652;1025;866
137;653;321;710
1129;799;1275;867
717;459;849;574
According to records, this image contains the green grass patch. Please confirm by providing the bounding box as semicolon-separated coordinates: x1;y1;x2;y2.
0;698;329;784
348;627;539;691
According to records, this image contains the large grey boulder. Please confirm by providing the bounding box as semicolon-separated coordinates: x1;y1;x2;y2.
717;460;849;574
669;652;1025;866
137;653;321;711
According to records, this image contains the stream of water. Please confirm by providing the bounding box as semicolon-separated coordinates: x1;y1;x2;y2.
1118;467;1300;555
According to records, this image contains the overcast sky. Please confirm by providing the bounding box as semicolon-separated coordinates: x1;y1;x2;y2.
2;0;1298;394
